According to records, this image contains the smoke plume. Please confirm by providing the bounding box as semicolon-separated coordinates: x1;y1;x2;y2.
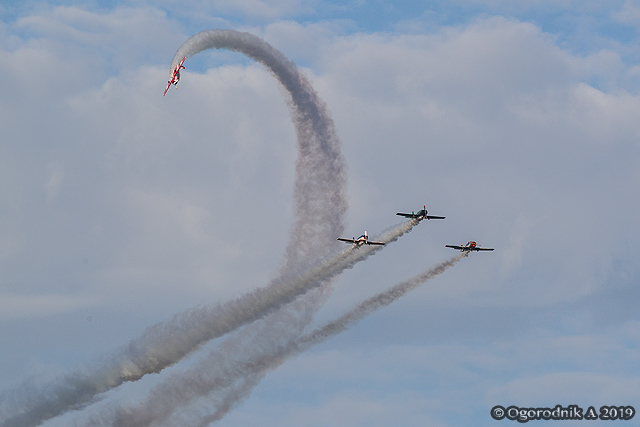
74;218;421;426
85;253;466;426
0;30;349;427
194;253;467;425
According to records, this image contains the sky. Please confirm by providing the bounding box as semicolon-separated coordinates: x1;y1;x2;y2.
1;0;640;425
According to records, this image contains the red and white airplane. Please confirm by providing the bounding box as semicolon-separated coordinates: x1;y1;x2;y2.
163;56;186;96
337;231;385;248
445;241;494;252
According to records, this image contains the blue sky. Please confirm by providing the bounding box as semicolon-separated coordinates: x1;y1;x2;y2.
1;0;640;426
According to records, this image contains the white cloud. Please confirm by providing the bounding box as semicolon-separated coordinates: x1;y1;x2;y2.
12;6;181;72
0;293;97;319
261;20;355;64
301;17;640;309
44;162;65;201
134;0;319;21
2;4;640;426
488;372;640;405
612;0;640;29
212;0;318;20
499;213;536;278
223;390;451;427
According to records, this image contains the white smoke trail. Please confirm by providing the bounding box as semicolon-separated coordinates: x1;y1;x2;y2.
300;253;468;345
194;253;468;426
78;286;333;427
170;29;348;272
104;253;467;427
0;30;348;427
76;220;421;426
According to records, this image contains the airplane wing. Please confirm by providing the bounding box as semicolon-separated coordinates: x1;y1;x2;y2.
163;81;171;96
474;247;494;251
445;245;464;250
337;238;357;244
366;241;386;246
426;215;445;220
396;212;416;218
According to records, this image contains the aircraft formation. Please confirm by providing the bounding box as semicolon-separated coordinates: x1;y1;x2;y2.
337;204;494;252
164;69;493;254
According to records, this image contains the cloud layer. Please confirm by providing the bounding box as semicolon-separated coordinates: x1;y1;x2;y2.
1;2;639;426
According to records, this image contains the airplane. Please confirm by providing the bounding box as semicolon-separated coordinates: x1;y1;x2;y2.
396;205;445;221
163;56;186;96
337;231;385;247
445;241;494;252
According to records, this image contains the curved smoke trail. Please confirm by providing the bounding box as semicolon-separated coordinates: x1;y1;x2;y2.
84;253;466;426
171;29;347;271
0;30;348;427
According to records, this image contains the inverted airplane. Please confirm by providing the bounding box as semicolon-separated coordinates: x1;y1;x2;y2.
337;231;385;247
445;241;494;252
396;205;445;221
164;56;186;96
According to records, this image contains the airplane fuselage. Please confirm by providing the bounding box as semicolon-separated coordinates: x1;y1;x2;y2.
414;209;427;220
354;235;368;246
